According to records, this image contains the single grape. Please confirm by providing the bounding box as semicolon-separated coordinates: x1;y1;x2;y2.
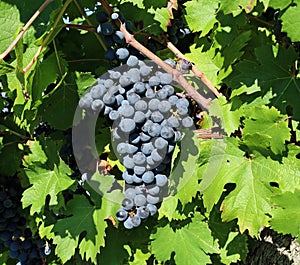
0;231;11;241
117;143;129;154
127;68;141;83
37;240;44;248
104;78;114;88
142;119;154;133
158;100;171;113
148;76;160;87
151;149;163;162
141;142;154;155
122;171;134;184
155;174;168;187
146;156;156;168
104;35;114;46
160;126;174;139
127;55;139;67
154;137;168;150
164;59;176;68
44;244;51;255
100;22;114;36
79;93;93;109
134;100;147;111
177;28;186;39
150;111;164;123
109;110;120;120
124;188;136;199
180;59;192;71
129;133;140;144
91;99;105;112
142;171;155;183
105;48;116;60
109;70;121;80
177;106;188;116
168;95;179;105
111;12;119;20
116;208;128;221
103;92;116;105
113;31;125;43
140;65;152;77
116;48;130;61
148;185;160;196
122;198;134;210
91;84;106;99
10;241;19;251
135;185;146;194
146;203;158;216
140;132;151;142
173;130;182;142
168;144;175;153
9;250;18;259
159;73;173;85
127;92;141;105
18;252;27;262
127;143;139;154
148;98;160;111
136;206;150;219
124;217;134;229
115;94;124;106
123;155;135;169
181;116;194;128
104;106;112;115
119;75;131;87
156;89;168;99
119;118;136;133
147;194;160;204
131;215;141;227
134;194;147;206
22;239;32;250
167;116;180;128
96;11;108;23
119;104;135;117
133;82;146;94
3;199;13;208
133;174;143;183
145;88;156;98
133;111;146;124
148;123;161;137
133;152;146;165
134;166;146;175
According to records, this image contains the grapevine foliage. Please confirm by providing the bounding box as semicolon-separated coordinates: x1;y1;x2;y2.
0;0;300;264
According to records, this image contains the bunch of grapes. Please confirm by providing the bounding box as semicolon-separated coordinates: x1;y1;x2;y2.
95;9;133;61
79;56;194;229
0;176;51;264
167;19;191;45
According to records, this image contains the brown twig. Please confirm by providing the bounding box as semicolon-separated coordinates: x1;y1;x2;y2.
64;23;97;32
0;0;54;60
23;0;73;73
167;41;222;98
245;13;274;27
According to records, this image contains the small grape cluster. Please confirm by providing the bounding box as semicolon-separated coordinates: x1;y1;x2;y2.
167;19;191;45
79;56;194;228
95;10;133;61
0;177;51;264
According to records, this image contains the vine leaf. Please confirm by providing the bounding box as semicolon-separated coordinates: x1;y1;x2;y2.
151;214;219;265
270;189;300;237
220;232;248;264
209;96;241;135
281;3;300;42
184;0;219;36
22;139;75;215
0;1;20;54
198;137;289;236
51;192;120;264
242;106;290;154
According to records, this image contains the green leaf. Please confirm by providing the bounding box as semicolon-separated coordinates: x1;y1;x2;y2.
0;60;15;76
242;106;290;154
0;1;20;54
198;137;282;235
151;214;219;265
184;0;219;35
129;249;151;265
149;7;170;31
75;71;96;97
220;232;248;264
209;96;241;135
269;0;292;9
185;44;220;86
159;132;199;220
22;158;74;215
51;193;120;264
41;74;79;130
281;3;300;42
23;140;47;165
270;189;300;237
